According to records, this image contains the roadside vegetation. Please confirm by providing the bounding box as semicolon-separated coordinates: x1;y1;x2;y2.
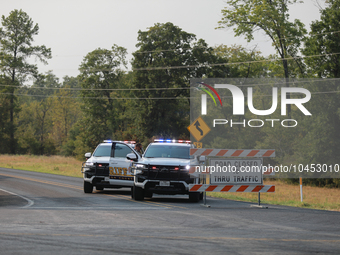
210;180;340;212
0;155;339;211
0;155;82;178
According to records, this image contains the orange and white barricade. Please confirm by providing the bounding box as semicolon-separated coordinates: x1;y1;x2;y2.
189;184;275;193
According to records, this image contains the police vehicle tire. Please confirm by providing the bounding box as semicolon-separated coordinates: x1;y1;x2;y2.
131;186;134;199
189;192;200;202
133;185;144;201
84;181;93;193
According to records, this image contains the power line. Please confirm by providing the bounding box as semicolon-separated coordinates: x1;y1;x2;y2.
71;52;340;72
132;52;340;71
0;85;189;91
0;92;189;100
1;78;340;92
48;30;340;57
0;90;339;100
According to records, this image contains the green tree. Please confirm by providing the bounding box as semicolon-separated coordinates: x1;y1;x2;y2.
16;98;55;155
302;0;340;78
213;44;269;78
48;87;80;154
0;75;13;153
218;0;307;115
0;9;51;153
77;45;127;154
298;1;340;176
15;72;62;155
131;22;225;140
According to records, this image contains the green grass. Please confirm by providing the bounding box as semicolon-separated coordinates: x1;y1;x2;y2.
0;154;83;178
209;180;340;211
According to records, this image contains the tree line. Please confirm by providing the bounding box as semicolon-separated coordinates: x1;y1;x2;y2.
0;1;339;187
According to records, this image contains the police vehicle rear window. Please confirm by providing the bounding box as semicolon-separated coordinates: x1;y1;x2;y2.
144;145;189;159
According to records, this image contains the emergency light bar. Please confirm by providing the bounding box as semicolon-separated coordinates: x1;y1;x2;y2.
103;140;136;144
154;139;191;144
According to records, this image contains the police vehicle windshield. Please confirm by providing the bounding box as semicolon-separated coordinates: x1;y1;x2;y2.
144;144;190;159
93;145;111;157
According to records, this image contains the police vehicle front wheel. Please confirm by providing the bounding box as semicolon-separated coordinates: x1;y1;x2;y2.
133;185;144;201
84;181;93;193
131;186;134;199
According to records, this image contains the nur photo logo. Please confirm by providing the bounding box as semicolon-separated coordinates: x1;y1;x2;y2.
196;81;312;128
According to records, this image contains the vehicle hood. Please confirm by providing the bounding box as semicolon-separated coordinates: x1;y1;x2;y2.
87;156;111;163
139;157;189;166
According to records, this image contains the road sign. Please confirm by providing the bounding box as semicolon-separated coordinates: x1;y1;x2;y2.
188;116;211;142
193;142;203;148
209;158;263;185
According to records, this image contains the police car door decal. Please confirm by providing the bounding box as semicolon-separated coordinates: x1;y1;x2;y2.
109;143;134;181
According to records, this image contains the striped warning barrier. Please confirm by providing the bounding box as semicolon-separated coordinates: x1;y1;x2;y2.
190;149;275;157
189;184;275;193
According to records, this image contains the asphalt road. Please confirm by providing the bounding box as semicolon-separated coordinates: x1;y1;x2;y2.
0;167;340;255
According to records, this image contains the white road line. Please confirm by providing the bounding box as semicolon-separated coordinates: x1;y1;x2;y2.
0;187;34;208
25;206;167;210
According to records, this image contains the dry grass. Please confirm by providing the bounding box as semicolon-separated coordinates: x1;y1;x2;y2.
209;179;340;211
0;155;339;211
0;154;83;178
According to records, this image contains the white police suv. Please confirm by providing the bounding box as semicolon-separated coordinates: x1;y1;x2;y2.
81;140;141;193
127;139;203;202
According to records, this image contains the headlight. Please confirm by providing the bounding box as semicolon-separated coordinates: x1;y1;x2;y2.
132;164;147;174
185;165;190;170
83;162;94;172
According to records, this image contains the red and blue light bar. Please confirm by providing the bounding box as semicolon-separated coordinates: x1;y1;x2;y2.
103;140;136;144
154;139;191;144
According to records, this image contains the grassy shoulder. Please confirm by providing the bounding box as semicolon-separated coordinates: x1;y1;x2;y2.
209;180;340;211
0;154;83;178
0;155;339;211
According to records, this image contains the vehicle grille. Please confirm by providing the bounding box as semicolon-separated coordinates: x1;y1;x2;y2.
88;163;110;176
141;165;190;181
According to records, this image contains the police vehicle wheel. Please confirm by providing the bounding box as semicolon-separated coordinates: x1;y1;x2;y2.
131;186;134;199
133;185;144;201
189;192;200;202
84;181;93;193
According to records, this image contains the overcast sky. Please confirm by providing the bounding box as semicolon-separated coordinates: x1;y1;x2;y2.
2;0;326;82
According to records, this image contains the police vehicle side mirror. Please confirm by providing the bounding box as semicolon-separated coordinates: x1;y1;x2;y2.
85;152;91;159
126;153;138;162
